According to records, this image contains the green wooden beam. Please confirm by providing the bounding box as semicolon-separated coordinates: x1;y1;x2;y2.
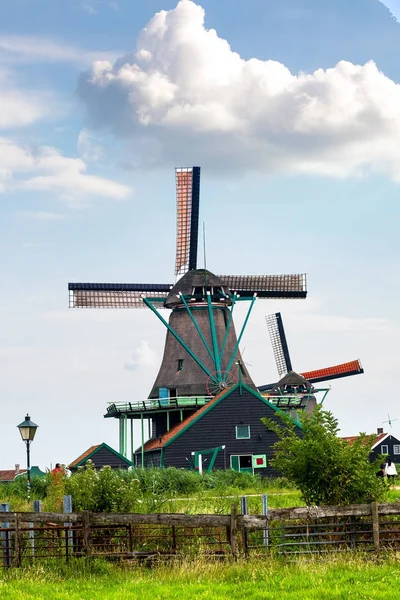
206;292;221;374
226;294;257;374
179;293;215;363
143;298;217;382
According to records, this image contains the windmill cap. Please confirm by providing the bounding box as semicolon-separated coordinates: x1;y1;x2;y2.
165;269;231;308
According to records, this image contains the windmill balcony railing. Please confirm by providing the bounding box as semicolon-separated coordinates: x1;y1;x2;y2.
106;396;213;416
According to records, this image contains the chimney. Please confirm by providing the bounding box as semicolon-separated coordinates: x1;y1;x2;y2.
377;428;384;435
15;464;20;474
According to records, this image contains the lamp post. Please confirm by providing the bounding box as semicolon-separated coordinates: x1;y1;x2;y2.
17;415;39;501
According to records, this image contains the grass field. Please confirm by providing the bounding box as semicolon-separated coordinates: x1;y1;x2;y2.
0;555;399;599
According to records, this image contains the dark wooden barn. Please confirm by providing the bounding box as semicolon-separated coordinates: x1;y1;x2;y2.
69;443;133;472
135;382;302;477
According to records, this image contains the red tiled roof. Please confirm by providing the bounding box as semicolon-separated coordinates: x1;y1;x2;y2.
69;445;100;469
342;433;387;446
143;386;234;452
0;469;26;481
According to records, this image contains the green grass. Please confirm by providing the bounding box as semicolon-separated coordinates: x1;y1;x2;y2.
1;555;400;599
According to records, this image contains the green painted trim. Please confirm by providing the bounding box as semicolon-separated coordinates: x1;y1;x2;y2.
161;447;165;468
73;442;133;469
144;297;216;381
180;293;215;363
226;295;257;374
206;292;221;373
235;424;250;439
164;381;303;449
219;292;237;362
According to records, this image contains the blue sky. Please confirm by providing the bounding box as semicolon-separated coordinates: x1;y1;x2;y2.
1;0;399;469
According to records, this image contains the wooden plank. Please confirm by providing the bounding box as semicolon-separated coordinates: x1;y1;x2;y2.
371;501;380;553
229;504;237;559
89;513;231;527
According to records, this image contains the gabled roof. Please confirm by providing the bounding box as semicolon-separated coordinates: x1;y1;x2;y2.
341;433;390;447
141;382;301;453
0;469;26;482
371;432;400;450
69;443;133;469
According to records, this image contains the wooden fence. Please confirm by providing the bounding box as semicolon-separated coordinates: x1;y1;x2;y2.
1;502;400;566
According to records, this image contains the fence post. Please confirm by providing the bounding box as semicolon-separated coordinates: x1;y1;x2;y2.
262;494;269;548
30;500;42;558
0;503;11;568
13;515;21;568
371;501;380;553
240;496;249;554
82;511;91;556
229;504;238;559
63;495;73;562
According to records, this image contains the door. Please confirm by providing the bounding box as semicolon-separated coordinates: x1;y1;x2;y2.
230;454;253;474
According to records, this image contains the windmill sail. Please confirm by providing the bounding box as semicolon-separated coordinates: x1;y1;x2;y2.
300;360;364;383
219;274;307;299
265;312;293;377
68;282;171;309
175;167;200;277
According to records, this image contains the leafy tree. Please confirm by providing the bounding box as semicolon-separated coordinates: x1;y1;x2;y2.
262;405;388;506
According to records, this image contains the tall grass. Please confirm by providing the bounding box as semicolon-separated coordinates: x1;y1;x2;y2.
0;467;396;515
1;555;400;599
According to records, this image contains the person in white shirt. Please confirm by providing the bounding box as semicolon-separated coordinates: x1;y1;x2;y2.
385;459;397;480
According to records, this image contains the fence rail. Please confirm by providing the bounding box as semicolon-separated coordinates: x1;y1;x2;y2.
1;502;400;566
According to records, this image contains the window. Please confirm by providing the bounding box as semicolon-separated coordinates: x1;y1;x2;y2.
236;425;250;439
393;445;400;455
381;445;389;455
177;359;184;371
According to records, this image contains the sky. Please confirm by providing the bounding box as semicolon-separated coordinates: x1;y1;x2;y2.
1;0;399;470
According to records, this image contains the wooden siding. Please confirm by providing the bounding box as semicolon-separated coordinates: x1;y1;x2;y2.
370;434;400;464
159;387;301;476
72;447;131;471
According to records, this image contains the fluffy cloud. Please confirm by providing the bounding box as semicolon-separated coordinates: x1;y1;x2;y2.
125;340;158;371
0;69;50;128
78;0;400;179
0;138;131;203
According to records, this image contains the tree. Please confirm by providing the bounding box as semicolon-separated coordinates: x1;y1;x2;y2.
262;406;388;506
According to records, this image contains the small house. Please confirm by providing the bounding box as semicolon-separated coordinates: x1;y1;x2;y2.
342;428;400;464
135;381;302;476
69;442;133;472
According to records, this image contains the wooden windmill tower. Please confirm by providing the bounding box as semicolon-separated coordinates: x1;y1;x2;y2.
258;312;364;415
68;168;307;461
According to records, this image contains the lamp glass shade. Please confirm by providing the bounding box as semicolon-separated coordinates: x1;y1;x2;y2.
17;415;38;442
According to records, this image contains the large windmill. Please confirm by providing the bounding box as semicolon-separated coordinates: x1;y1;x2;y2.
258;312;364;412
68;167;307;459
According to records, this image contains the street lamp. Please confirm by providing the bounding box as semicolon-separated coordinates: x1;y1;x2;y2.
17;415;39;501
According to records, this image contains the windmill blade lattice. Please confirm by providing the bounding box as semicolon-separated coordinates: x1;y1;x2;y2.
265;312;293;377
175;167;200;277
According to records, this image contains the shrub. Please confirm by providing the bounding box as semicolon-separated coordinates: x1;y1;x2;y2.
262;405;389;506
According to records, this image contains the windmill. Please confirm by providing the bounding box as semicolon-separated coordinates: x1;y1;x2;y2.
258;312;364;413
68;167;307;458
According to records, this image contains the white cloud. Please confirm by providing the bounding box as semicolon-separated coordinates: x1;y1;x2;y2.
0;69;51;129
77;129;104;161
378;1;400;22
0;138;131;205
0;35;119;66
81;0;118;15
125;340;158;371
78;0;400;180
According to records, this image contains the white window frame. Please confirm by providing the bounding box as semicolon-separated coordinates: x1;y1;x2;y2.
393;445;400;455
235;425;250;439
381;444;389;455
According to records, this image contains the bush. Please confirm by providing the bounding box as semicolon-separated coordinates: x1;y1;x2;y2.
262;406;389;506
